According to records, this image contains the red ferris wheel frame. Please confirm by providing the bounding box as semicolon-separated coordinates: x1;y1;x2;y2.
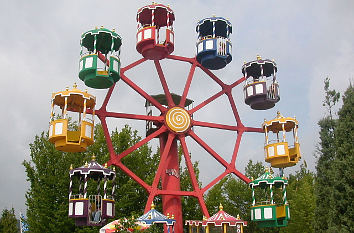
94;54;263;220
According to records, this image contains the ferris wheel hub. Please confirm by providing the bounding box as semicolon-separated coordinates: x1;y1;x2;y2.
165;107;191;133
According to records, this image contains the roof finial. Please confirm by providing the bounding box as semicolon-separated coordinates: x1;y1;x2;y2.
104;163;108;168
73;83;77;89
151;202;155;209
171;214;175;219
70;164;73;170
257;55;262;60
167;213;170;219
84;161;88;168
237;214;240;220
219;203;223;211
91;154;96;161
276;111;283;118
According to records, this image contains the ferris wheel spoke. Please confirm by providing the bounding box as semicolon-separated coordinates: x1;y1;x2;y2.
150;133;175;191
231;169;251;183
192;120;238;131
226;91;243;126
121;57;147;72
198;64;226;88
116;126;168;161
189;89;225;114
244;126;264;133
230;76;246;88
115;162;151;191
166;54;195;64
230;132;244;166
202;171;228;193
157;190;197;196
120;73;167;112
197;195;210;218
179;136;201;192
98;116;116;160
100;83;116;111
104;111;164;122
154;60;174;107
179;62;197;108
189;131;229;168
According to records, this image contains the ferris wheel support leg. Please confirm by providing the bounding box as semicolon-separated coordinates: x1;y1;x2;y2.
159;133;183;233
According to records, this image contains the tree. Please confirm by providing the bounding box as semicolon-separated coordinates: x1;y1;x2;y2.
205;160;270;233
330;84;354;232
23;125;158;233
281;163;315;233
315;79;354;232
314;78;340;231
24;124;201;232
0;208;19;233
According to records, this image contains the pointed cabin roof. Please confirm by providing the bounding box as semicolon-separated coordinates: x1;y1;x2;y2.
70;155;115;180
249;167;288;188
185;204;247;227
137;203;176;226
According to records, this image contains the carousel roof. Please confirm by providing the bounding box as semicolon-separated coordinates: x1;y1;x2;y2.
137;3;175;27
197;16;232;28
262;111;298;133
185;204;247;227
242;55;277;78
81;26;122;53
52;83;96;111
137;203;176;226
249;167;288;188
70;155;115;180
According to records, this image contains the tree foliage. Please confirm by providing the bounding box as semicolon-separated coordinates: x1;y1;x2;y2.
281;164;315;233
24;124;200;232
314;79;353;232
0;208;19;233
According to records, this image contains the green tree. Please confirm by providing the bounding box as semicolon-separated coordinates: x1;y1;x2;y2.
23;125;159;233
0;208;19;233
24;124;202;232
205;160;271;233
281;163;315;233
330;84;354;232
314;79;354;232
314;78;340;231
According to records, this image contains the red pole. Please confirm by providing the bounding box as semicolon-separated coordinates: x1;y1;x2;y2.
159;133;183;233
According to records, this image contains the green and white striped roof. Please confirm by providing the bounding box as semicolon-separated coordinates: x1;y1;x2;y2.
249;169;288;188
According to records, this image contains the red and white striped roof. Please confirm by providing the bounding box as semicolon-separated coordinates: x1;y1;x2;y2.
185;204;247;227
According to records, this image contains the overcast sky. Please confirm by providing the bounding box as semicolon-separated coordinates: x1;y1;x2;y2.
0;0;353;215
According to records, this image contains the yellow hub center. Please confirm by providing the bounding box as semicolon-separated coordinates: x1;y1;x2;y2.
165;107;191;133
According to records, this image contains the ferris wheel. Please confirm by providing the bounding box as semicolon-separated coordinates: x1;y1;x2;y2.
48;3;301;232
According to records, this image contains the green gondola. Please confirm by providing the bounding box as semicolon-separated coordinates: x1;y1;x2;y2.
79;27;122;89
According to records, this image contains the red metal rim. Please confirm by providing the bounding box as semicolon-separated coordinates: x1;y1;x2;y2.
95;54;263;218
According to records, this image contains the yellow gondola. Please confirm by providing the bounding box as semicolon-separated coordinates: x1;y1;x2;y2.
262;111;301;168
49;84;95;152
